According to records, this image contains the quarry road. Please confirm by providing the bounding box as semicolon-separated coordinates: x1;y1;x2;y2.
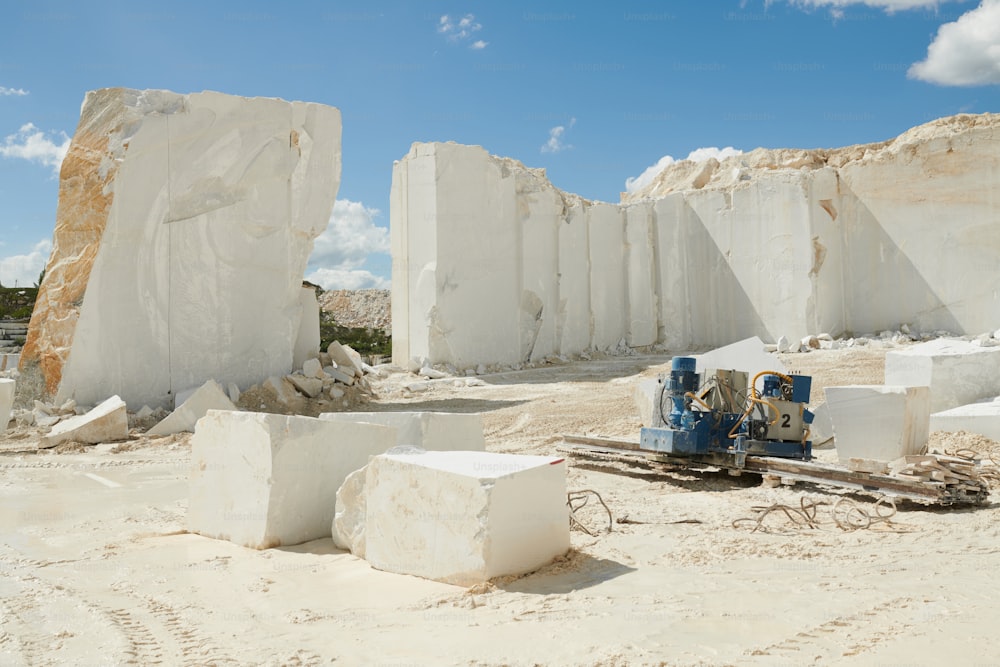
1;345;1000;665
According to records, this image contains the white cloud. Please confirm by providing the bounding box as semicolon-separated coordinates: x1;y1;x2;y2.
0;123;70;174
0;239;52;288
0;87;28;96
306;267;389;290
438;14;486;41
909;0;1000;85
541;117;576;153
776;0;964;11
625;146;743;194
306;199;390;290
471;40;488;50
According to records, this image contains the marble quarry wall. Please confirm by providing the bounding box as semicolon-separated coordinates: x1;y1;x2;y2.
21;88;341;409
391;115;1000;370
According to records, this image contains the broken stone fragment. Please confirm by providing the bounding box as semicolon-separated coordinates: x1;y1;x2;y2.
419;366;448;380
302;358;324;379
148;380;237;436
327;368;355;386
39;395;129;449
327;341;364;376
287;374;324;399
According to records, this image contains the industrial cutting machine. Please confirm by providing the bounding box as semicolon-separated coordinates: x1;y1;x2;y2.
640;356;814;464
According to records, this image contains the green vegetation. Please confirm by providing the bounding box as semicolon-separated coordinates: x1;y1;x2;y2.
0;286;38;320
319;311;391;358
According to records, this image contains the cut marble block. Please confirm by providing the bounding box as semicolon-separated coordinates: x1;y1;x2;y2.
0;379;13;431
39;395;128;449
360;451;569;585
318;411;485;451
20;88;341;409
825;385;930;463
148;380;236;436
187;410;395;549
930;397;1000;441
885;339;1000;413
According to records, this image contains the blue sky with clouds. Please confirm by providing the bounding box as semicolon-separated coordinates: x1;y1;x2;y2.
1;0;998;289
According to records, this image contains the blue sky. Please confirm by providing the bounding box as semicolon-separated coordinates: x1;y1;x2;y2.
1;0;998;289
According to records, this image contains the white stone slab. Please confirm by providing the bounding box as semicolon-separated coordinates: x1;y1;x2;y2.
187;410;395;549
930;397;1000;441
148;380;237;436
360;451;569;585
825;385;930;463
0;379;13;432
885;339;1000;413
318;411;485;451
40;395;128;449
695;336;786;383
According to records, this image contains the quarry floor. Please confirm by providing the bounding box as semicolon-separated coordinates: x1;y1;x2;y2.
2;345;1000;666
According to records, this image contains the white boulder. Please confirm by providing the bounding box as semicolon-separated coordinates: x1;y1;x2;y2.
147;380;236;436
39;395;128;449
884;338;1000;413
350;451;569;585
187;410;395;549
825;385;930;463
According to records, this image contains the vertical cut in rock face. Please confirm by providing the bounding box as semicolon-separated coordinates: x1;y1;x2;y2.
21;88;341;409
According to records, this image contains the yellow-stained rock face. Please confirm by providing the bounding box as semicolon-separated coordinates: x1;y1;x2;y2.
21;88;125;396
21;88;342;409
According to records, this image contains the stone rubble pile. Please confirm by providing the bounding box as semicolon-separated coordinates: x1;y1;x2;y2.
319;289;391;333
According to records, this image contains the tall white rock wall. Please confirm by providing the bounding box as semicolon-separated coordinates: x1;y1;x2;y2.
22;88;341;408
392;114;1000;369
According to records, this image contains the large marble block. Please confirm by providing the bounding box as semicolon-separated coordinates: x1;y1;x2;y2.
358;451;569;585
21;88;342;409
318;411;485;451
884;339;1000;413
825;385;930;463
0;379;13;431
930;398;1000;442
39;395;128;449
187;410;395;549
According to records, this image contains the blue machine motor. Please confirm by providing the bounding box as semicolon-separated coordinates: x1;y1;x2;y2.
640;356;814;462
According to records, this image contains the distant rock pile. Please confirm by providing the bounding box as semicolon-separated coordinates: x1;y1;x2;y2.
319;289;391;332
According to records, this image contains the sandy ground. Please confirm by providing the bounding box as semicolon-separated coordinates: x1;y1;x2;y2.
2;344;1000;666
